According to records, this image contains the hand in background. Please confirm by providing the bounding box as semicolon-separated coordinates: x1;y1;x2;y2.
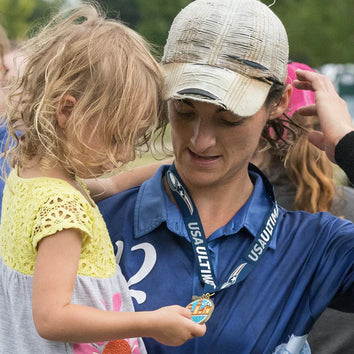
294;69;354;163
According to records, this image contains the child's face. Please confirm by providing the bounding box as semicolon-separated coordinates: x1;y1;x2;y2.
69;120;135;177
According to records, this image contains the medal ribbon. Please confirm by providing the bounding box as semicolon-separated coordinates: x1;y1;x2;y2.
166;163;279;294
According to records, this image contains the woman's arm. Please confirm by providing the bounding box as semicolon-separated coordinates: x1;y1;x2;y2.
32;228;205;345
334;131;354;185
85;159;172;202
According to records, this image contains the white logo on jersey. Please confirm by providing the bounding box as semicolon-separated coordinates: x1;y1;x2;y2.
273;334;310;354
116;241;157;304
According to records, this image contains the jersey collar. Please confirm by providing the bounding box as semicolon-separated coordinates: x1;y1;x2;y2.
134;164;278;250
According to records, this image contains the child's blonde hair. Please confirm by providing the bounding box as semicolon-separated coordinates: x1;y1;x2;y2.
4;3;166;178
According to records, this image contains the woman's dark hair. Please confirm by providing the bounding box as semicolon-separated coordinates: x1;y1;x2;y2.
261;82;302;153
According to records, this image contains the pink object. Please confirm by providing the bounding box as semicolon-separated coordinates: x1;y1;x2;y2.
73;292;141;353
286;62;316;117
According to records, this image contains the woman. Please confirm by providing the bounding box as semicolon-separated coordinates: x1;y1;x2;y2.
98;0;354;353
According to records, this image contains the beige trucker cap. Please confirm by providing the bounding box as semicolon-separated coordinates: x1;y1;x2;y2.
162;0;289;117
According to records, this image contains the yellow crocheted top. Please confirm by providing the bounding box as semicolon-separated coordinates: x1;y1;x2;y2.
0;168;116;278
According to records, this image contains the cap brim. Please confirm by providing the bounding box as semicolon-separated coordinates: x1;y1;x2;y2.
163;63;271;117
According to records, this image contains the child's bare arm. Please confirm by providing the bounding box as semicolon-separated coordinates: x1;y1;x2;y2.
32;228;205;345
85;159;173;202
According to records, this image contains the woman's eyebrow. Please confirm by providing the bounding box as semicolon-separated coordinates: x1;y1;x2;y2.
179;99;195;107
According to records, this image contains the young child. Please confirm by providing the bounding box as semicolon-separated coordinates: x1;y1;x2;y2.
0;4;205;354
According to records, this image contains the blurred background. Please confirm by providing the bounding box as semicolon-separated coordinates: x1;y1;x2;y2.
1;0;353;114
1;0;353;171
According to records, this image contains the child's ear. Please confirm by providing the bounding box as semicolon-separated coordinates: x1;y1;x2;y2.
56;95;76;128
269;84;292;120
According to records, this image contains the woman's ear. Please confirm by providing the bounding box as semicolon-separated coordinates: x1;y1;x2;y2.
269;84;292;120
56;95;76;128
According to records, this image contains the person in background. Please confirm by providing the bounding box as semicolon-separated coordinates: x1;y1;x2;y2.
0;23;10;118
0;24;12;205
0;23;10;99
0;4;205;353
252;61;354;220
98;0;354;353
252;61;354;354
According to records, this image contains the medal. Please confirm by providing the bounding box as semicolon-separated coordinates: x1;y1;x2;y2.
167;164;279;322
187;294;215;324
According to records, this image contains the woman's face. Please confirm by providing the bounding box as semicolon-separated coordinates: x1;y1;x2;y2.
169;99;272;189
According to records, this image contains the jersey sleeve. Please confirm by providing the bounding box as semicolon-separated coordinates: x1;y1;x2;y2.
310;217;354;314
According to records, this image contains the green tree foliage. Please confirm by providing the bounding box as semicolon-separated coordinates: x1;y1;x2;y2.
269;0;353;66
0;0;63;41
95;0;141;27
136;0;192;57
1;0;353;66
132;0;353;65
96;0;192;57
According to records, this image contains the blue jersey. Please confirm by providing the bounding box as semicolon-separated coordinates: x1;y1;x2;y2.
98;165;354;354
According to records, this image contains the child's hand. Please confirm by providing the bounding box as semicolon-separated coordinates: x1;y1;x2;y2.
148;305;206;346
